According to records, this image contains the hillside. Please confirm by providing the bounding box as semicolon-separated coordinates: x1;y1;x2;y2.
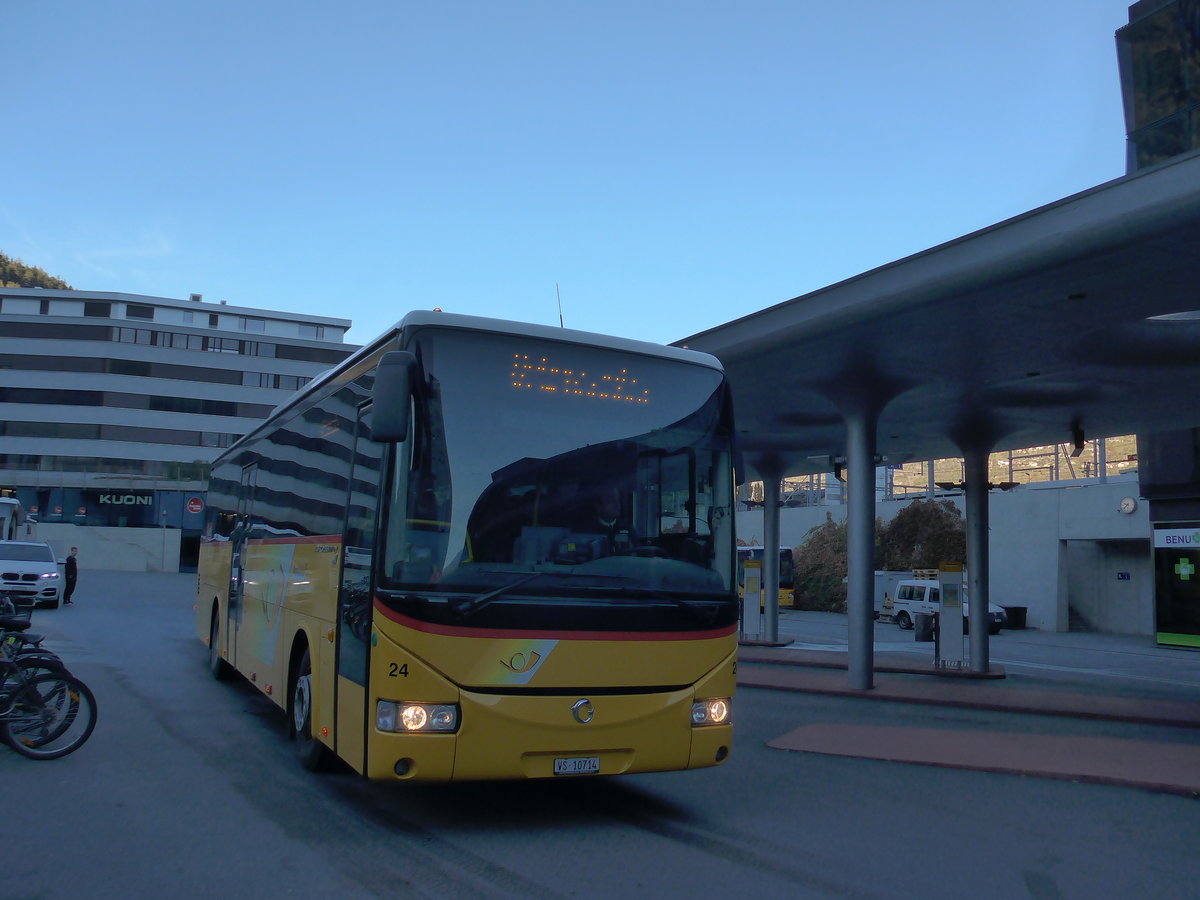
0;252;72;289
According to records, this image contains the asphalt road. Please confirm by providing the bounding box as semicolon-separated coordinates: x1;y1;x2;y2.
4;572;1199;899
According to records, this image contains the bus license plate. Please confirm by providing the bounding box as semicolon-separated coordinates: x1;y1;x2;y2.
554;756;600;776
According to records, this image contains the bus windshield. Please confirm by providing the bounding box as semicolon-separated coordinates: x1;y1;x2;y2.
379;328;736;632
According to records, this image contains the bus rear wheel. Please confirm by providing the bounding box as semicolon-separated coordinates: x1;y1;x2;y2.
208;609;231;680
290;648;332;771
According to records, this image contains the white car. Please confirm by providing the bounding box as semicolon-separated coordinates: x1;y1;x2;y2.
0;541;63;609
886;579;1006;635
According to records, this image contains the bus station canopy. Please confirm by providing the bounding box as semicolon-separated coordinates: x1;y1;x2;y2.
677;150;1200;482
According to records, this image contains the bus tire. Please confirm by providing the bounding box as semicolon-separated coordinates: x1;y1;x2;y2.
209;607;231;681
290;647;332;771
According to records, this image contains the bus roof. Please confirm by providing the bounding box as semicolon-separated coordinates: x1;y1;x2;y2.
393;310;725;370
229;310;727;460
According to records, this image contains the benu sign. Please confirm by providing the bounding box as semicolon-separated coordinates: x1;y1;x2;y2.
1154;527;1200;548
98;492;154;507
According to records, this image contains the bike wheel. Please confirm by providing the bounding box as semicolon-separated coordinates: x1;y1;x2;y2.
15;653;68;678
2;673;97;760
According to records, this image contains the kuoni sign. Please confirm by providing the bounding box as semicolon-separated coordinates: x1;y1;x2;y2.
186;497;204;514
98;492;153;507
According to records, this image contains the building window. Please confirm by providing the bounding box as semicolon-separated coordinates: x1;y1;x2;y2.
204;337;240;354
208;313;219;328
126;304;154;320
170;332;203;350
298;324;325;340
182;311;194;325
239;316;266;333
244;341;277;358
117;328;156;345
200;432;237;449
84;301;112;318
39;299;50;315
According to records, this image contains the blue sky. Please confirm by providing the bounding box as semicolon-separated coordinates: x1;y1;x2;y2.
6;1;1134;346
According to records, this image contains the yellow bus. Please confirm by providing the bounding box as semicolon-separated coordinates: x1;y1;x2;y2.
196;311;737;781
737;546;795;609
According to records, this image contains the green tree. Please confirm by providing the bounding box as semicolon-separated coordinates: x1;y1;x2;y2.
791;514;852;612
0;252;72;289
790;499;966;614
877;499;966;570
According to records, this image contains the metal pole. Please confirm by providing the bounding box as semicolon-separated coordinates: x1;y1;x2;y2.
846;411;877;690
762;476;781;643
963;447;990;673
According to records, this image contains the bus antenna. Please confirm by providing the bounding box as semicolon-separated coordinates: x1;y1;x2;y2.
556;283;564;328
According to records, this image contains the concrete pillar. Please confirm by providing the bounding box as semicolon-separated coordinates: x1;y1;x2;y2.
761;476;781;643
845;410;877;691
963;447;990;673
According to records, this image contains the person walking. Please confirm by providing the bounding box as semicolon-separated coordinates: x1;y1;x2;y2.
63;546;78;605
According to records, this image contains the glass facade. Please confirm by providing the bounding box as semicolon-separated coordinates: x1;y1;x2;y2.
1118;0;1200;170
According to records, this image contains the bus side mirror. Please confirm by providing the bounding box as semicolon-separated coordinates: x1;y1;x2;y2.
372;351;418;442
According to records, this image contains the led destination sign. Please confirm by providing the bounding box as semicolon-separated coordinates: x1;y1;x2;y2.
511;353;650;404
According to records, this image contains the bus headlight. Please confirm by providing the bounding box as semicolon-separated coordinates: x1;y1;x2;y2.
376;701;459;733
691;698;731;726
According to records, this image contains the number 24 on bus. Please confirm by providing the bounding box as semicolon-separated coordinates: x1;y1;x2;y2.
197;311;738;782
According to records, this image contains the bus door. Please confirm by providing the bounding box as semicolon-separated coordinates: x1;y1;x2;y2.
336;402;382;773
228;463;257;667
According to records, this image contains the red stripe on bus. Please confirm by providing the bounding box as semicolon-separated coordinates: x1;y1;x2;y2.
372;601;736;642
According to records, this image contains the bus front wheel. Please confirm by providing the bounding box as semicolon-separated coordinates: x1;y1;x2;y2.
290;648;332;771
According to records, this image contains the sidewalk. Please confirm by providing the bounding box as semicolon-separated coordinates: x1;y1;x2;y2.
737;644;1200;728
738;620;1200;797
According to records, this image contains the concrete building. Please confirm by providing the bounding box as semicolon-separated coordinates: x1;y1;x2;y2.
1118;0;1200;648
0;288;356;570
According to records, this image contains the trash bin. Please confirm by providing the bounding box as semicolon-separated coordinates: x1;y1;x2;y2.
1002;606;1027;629
914;612;936;642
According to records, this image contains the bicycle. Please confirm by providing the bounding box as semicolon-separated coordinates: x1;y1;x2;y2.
0;605;96;760
0;593;67;671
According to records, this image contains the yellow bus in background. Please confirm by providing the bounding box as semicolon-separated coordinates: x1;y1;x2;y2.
197;311;737;781
737;545;795;609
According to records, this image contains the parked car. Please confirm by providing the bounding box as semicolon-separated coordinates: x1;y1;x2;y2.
887;579;1006;635
0;541;63;609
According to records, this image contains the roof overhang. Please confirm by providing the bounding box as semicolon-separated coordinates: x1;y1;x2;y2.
677;150;1200;481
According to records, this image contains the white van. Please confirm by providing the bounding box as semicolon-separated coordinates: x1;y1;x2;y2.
886;579;1006;635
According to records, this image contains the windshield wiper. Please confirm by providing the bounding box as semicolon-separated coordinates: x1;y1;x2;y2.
638;588;721;625
449;570;635;620
449;572;552;619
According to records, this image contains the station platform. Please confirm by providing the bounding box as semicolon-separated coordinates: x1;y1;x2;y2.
737;620;1200;797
